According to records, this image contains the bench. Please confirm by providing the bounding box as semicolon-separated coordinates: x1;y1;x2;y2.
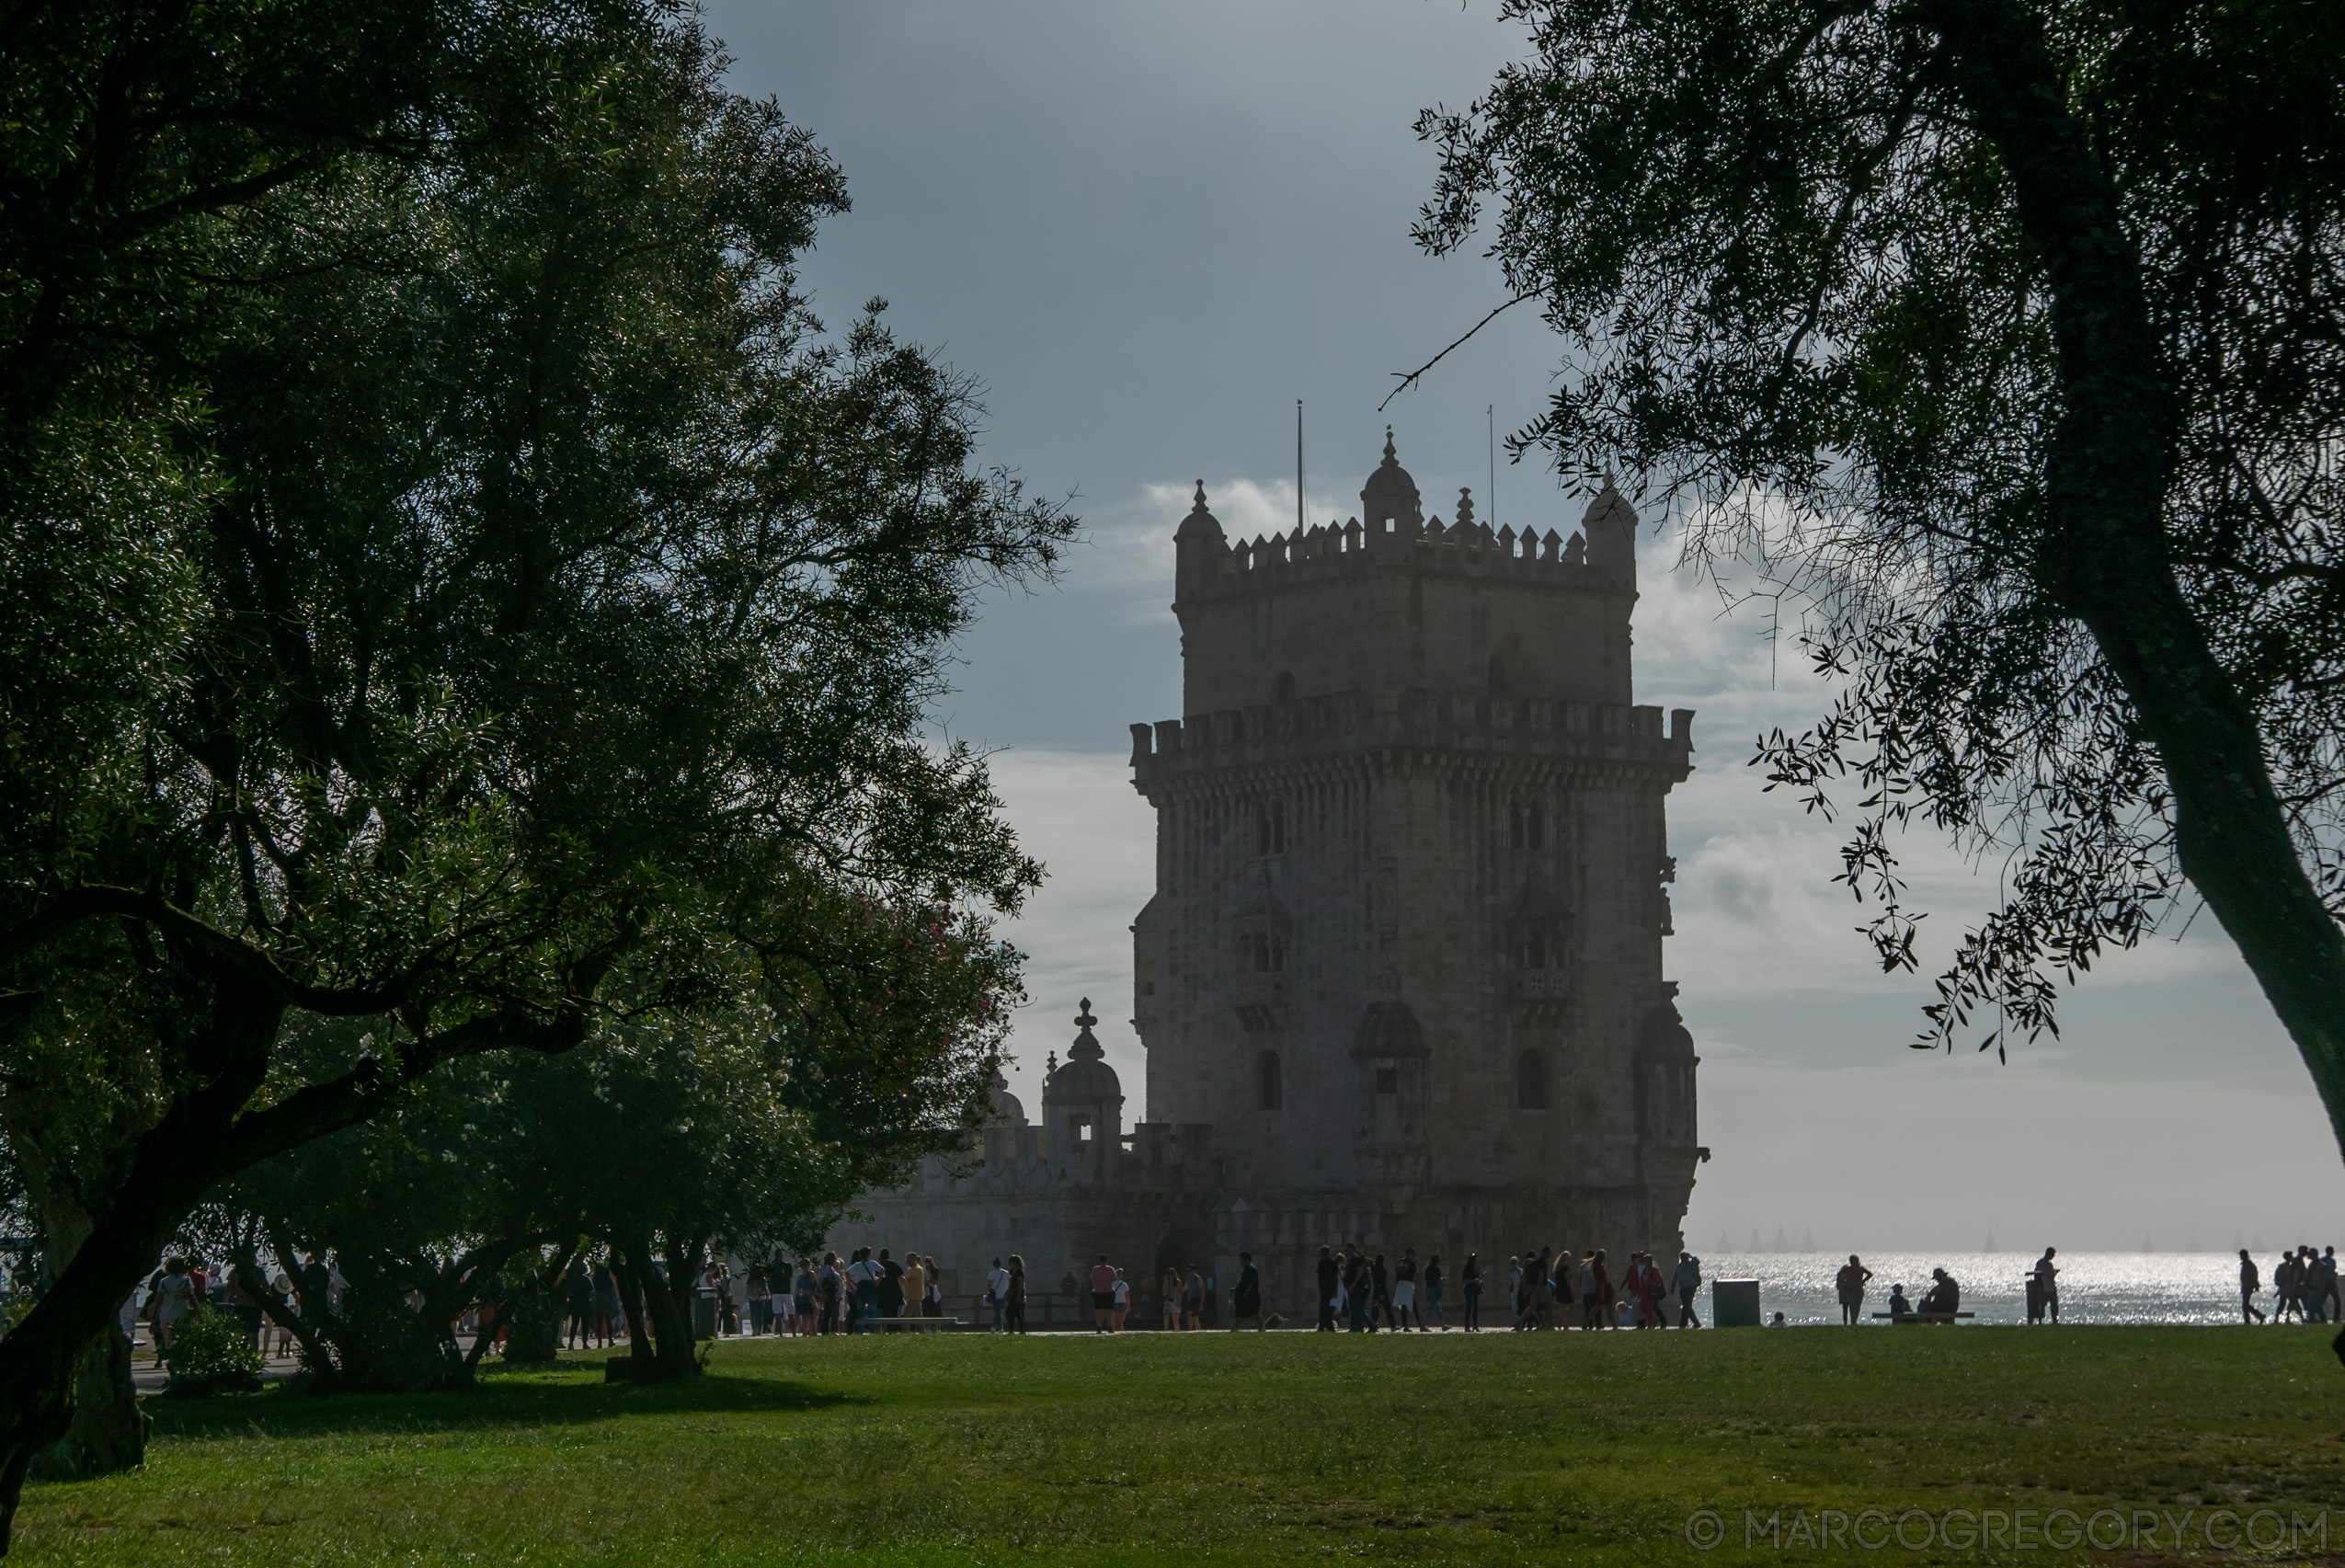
1872;1311;1976;1323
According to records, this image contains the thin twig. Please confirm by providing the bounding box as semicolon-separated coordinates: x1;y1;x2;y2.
1378;293;1541;412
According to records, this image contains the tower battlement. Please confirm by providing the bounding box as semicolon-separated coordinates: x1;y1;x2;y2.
1130;692;1693;780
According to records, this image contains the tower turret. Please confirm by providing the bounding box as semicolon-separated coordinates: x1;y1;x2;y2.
1359;426;1422;551
1042;998;1124;1177
1581;473;1639;587
1174;481;1226;602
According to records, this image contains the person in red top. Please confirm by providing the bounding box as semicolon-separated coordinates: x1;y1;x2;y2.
1588;1250;1613;1329
1089;1255;1117;1333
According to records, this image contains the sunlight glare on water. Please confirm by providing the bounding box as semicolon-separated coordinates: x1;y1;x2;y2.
1687;1252;2305;1326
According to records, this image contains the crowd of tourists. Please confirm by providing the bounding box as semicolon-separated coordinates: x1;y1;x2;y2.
1297;1243;1708;1332
2237;1245;2340;1323
37;1239;2345;1354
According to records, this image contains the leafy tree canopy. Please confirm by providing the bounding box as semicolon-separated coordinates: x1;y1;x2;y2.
1413;0;2345;1134
0;0;1068;1530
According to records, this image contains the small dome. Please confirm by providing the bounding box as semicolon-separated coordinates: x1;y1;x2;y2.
1351;999;1428;1059
1043;998;1125;1104
1175;479;1225;543
1360;427;1422;525
986;1065;1028;1127
1639;1001;1697;1063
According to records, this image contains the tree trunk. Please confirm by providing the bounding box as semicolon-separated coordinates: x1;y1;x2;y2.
1925;0;2345;1156
0;1103;146;1483
611;1243;656;1373
618;1237;694;1381
59;1329;145;1480
0;980;287;1553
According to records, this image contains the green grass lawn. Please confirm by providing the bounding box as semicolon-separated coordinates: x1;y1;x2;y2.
13;1326;2345;1565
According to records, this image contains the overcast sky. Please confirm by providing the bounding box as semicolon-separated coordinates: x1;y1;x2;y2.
711;1;2345;1253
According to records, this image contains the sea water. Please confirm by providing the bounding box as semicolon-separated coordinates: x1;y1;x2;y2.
1685;1252;2304;1326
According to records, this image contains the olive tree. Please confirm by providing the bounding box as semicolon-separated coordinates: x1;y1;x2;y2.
1412;0;2345;1136
0;1;1068;1538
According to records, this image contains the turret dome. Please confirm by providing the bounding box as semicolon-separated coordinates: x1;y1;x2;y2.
1042;998;1124;1105
1359;426;1423;529
1174;479;1225;543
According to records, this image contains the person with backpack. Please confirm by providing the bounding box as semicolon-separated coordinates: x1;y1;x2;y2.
1230;1251;1264;1331
1672;1252;1702;1327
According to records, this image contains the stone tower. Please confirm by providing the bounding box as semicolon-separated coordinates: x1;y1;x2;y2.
1128;432;1701;1307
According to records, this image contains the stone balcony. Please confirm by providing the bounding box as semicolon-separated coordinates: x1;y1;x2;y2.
1130;687;1693;788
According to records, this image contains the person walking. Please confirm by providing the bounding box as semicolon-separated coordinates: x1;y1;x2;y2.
1461;1253;1483;1331
1112;1267;1133;1331
819;1253;844;1335
1346;1252;1374;1333
1370;1253;1392;1331
2031;1248;2060;1324
1231;1251;1264;1331
2240;1248;2267;1323
986;1258;1011;1333
1090;1255;1118;1333
1183;1265;1207;1331
150;1256;195;1366
1005;1254;1028;1334
1589;1250;1613;1329
1575;1251;1596;1330
1316;1246;1339;1333
564;1262;593;1348
846;1247;881;1333
1160;1267;1183;1331
1423;1253;1447;1330
1835;1254;1873;1327
1673;1251;1703;1328
1391;1249;1420;1331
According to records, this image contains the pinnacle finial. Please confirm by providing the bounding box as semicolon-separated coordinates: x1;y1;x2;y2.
1382;425;1398;464
1456;486;1475;528
1191;479;1208;511
1069;998;1104;1061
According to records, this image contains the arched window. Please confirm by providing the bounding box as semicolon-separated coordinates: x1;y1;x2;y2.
1270;799;1287;853
1517;1049;1549;1111
1256;1050;1283;1111
1253;935;1271;972
1272;671;1297;704
1522;928;1548;971
1510;803;1526;849
1269;941;1285;973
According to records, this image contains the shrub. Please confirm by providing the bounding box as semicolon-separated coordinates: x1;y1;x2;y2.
163;1307;265;1397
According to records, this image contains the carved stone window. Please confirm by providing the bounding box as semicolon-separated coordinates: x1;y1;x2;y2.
1517;1049;1549;1111
1375;1066;1400;1095
1256;1050;1283;1111
1508;796;1547;851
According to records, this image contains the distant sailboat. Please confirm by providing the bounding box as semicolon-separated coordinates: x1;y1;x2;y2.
1803;1228;1815;1253
1983;1231;1996;1253
1749;1228;1762;1252
1773;1226;1790;1253
1720;1230;1733;1253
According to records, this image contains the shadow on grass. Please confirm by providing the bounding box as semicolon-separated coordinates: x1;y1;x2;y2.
136;1362;856;1448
